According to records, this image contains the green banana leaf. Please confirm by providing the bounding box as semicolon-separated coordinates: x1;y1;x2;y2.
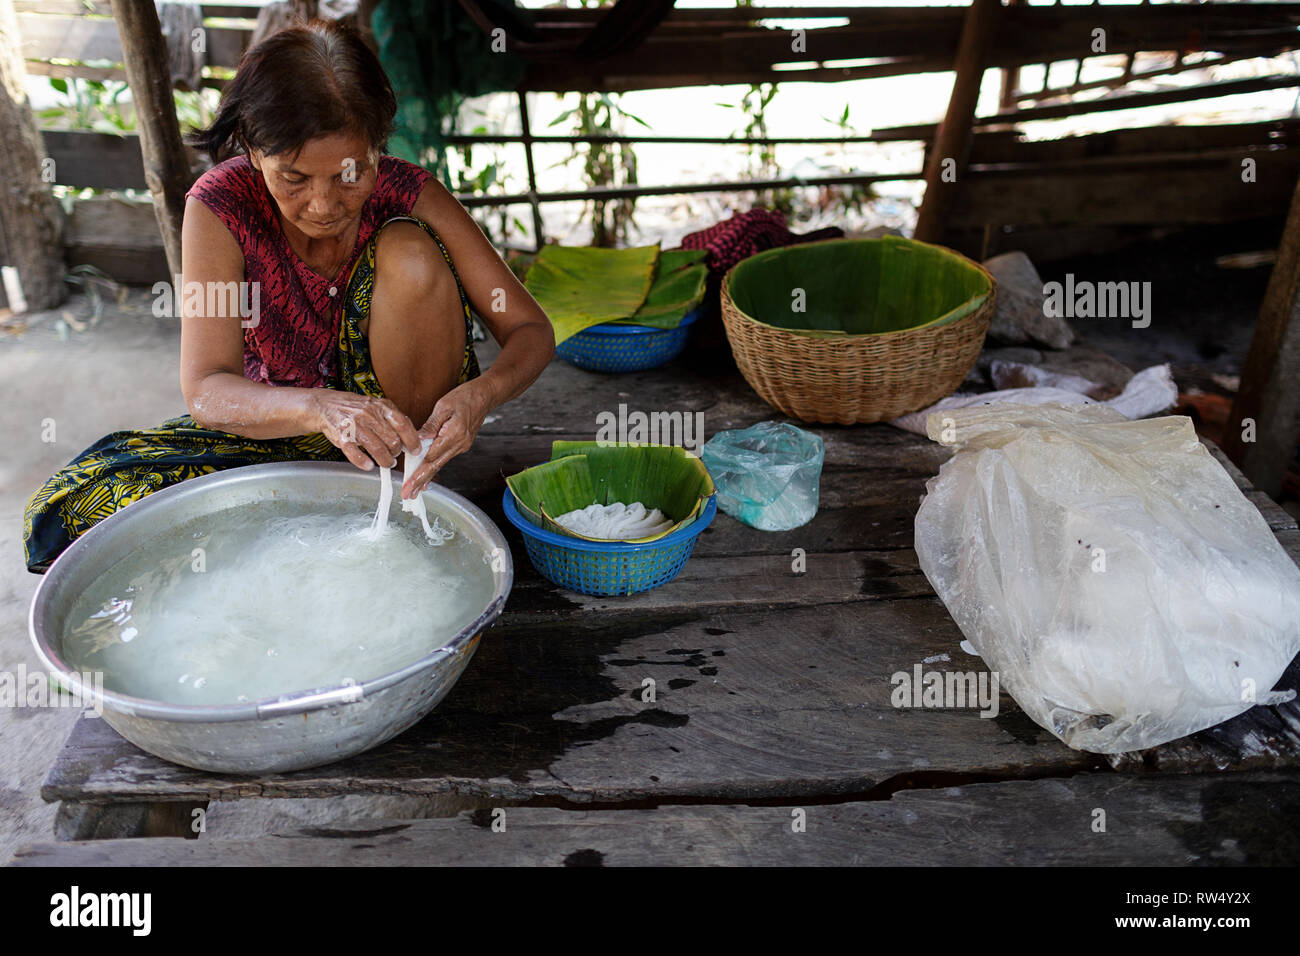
609;248;709;330
506;441;715;543
525;243;661;344
728;236;991;338
504;457;595;532
551;440;714;522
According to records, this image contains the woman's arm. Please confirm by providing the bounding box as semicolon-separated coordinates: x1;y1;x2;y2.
179;197;421;469
401;178;555;494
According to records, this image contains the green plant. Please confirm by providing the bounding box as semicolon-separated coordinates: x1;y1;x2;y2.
810;102;874;221
547;88;647;248
446;99;528;247
38;77;133;134
38;76;217;139
716;81;794;218
543;0;647;248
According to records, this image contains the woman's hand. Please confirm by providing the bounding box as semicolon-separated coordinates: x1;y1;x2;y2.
311;389;423;471
402;381;491;498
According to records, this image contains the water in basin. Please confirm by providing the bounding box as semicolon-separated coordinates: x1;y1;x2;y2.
61;495;496;707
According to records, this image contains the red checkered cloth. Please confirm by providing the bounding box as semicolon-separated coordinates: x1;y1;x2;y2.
680;208;841;276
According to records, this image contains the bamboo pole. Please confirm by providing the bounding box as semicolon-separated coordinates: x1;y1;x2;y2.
110;0;193;279
914;0;1002;244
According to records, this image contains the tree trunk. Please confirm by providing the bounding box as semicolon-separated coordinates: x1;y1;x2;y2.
0;0;67;313
111;0;194;280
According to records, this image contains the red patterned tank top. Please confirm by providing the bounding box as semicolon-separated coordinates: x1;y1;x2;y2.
185;154;433;388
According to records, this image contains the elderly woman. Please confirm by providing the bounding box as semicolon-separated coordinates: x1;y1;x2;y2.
22;19;553;573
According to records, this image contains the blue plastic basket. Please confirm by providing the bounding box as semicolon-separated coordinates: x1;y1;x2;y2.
502;489;716;596
554;308;701;373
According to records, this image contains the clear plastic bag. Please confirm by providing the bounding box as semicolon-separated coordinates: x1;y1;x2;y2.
701;421;824;531
914;403;1300;753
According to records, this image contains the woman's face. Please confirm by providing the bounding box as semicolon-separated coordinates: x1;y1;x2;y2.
249;131;378;240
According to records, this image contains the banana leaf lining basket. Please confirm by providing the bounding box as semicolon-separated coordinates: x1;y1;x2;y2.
720;236;996;424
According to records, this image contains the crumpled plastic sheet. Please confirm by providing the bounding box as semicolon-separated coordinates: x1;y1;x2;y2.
890;363;1178;434
701;421;824;531
914;402;1300;753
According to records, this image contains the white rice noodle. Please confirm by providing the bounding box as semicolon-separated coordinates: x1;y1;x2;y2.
401;438;451;542
364;466;394;540
553;501;674;540
363;437;451;543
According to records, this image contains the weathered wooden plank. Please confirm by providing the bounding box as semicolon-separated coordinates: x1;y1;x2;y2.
42;129;148;190
968;119;1300;166
64;195;169;285
25;59;230;90
18;12;249;69
1277;528;1300;569
506;548;931;617
16;1;261;17
40;598;1109;805
950;154;1300;230
41;578;1300;809
472;354;782;438
18;772;1300;866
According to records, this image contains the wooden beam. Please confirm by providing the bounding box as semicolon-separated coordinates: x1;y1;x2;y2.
108;0;192;279
914;0;1001;244
18;13;250;72
948;155;1300;229
997;0;1023;111
25;59;230;90
17;4;1300;93
1222;174;1300;498
871;75;1300;144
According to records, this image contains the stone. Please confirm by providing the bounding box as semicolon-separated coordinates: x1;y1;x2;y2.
981;250;1076;350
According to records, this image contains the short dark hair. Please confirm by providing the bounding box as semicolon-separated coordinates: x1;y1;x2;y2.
186;18;396;162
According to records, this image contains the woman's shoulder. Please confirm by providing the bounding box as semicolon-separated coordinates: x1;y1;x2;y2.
377;153;431;181
185;156;270;254
373;154;434;211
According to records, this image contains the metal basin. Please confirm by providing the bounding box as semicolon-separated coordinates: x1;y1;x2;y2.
28;461;513;774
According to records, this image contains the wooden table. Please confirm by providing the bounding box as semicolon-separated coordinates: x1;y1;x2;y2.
13;346;1300;866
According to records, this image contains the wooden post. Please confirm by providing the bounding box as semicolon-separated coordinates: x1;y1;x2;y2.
1221;173;1300;499
914;0;1002;244
0;0;67;313
516;91;545;252
110;0;194;280
997;0;1022;111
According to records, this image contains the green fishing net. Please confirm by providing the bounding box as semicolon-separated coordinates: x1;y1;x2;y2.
372;0;528;181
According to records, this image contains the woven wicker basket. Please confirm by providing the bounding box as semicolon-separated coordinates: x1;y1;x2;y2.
720;238;996;424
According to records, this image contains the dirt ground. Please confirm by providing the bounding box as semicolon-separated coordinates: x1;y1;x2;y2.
1;291;186;862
